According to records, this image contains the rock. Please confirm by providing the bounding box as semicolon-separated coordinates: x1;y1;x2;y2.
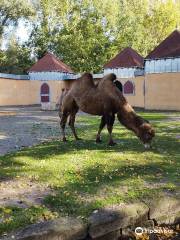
171;234;180;240
121;227;134;239
88;203;149;238
141;220;155;228
2;217;87;240
149;233;159;240
148;197;180;225
92;230;121;240
118;237;134;240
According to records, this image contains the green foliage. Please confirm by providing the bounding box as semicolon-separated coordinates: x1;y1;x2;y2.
0;38;35;74
27;0;120;72
0;206;57;235
1;0;180;73
0;0;35;39
27;0;180;72
0;0;35;73
113;0;180;57
27;0;55;59
52;3;114;72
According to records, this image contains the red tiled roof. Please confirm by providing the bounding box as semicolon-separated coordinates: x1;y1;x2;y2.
28;53;73;73
146;30;180;59
104;47;144;68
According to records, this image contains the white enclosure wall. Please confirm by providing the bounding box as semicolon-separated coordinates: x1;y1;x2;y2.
145;57;180;73
29;72;74;80
104;68;144;78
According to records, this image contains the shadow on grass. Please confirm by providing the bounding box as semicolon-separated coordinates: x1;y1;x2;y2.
6;128;179;158
0;126;179;176
0;109;179;235
0;115;179;219
44;156;179;218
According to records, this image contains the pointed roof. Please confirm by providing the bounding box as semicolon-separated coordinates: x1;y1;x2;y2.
104;47;144;69
146;30;180;59
28;53;73;73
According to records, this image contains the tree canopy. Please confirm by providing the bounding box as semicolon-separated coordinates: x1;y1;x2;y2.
0;0;180;74
0;0;35;39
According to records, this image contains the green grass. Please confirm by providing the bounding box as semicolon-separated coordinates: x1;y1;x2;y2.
0;206;57;234
0;111;179;235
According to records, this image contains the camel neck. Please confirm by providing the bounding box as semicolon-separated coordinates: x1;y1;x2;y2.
117;103;141;135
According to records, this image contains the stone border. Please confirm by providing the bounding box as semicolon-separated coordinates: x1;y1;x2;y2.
1;197;180;240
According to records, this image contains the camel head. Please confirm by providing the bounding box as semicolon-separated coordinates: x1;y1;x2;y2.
117;106;155;149
138;122;155;149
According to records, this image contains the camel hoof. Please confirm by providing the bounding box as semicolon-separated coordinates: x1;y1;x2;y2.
108;141;116;146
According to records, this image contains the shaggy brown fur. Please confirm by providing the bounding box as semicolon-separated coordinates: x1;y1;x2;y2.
59;73;155;147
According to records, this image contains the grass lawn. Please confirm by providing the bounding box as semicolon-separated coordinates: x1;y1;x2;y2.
0;111;179;235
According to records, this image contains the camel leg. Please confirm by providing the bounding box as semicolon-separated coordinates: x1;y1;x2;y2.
106;114;116;146
68;112;81;140
60;113;69;142
96;116;106;143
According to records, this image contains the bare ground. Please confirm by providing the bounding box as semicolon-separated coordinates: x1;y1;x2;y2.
0;178;53;208
0;106;61;156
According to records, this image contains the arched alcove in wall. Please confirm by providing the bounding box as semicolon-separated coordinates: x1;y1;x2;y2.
123;80;135;94
40;83;50;102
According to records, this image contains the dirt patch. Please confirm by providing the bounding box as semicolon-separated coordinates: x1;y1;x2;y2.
0;106;60;156
0;178;53;208
0;106;85;156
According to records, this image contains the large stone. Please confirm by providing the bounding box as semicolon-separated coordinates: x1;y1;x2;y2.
148;197;180;225
141;220;155;228
2;217;87;240
92;230;121;240
88;203;149;238
121;227;135;239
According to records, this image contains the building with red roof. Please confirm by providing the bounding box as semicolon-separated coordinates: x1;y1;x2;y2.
28;53;74;81
27;53;74;109
103;47;144;79
0;31;180;110
144;29;180;110
104;47;144;69
28;53;73;73
103;47;144;103
145;30;180;74
146;30;180;59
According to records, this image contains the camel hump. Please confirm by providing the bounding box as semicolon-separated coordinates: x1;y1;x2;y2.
103;73;117;82
76;72;95;88
81;72;93;80
97;73;117;90
70;72;95;97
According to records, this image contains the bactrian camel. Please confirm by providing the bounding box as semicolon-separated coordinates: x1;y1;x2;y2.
59;73;155;148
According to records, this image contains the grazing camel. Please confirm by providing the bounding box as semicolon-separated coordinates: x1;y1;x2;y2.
59;73;155;148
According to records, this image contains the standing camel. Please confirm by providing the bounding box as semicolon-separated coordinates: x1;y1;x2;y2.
59;73;155;148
